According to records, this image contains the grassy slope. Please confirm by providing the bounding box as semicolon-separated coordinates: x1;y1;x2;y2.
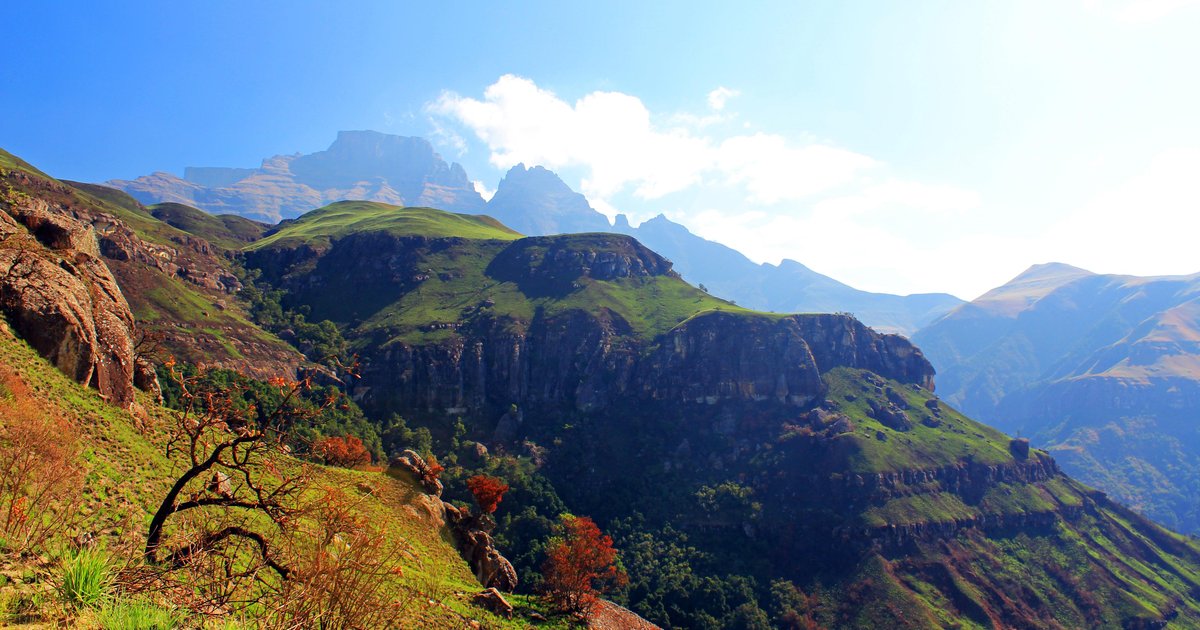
786;373;1200;628
0;325;558;628
147;202;268;249
248;201;522;251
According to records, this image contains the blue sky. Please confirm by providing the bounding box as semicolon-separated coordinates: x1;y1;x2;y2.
4;1;1199;298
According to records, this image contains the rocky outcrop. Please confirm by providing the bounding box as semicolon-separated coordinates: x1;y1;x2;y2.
0;199;138;408
443;503;519;592
487;233;678;294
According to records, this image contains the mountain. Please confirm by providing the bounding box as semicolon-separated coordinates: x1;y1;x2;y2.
239;198;1200;628
485;162;962;335
106;131;962;335
612;213;963;335
27;139;1200;625
914;262;1200;533
107;131;484;223
484;164;612;235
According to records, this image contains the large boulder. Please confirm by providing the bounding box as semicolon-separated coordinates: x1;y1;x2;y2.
0;199;139;408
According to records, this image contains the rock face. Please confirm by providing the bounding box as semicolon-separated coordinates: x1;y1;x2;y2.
247;228;936;423
108;131;485;223
0;197;139;408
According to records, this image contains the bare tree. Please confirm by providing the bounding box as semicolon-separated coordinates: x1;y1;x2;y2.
144;364;326;582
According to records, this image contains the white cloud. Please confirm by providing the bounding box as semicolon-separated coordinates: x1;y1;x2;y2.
431;75;875;205
1084;0;1200;22
707;86;739;111
472;180;495;201
717;133;876;203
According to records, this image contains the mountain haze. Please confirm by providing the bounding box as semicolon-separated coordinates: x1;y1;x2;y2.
108;131;484;223
915;263;1200;533
107;130;962;335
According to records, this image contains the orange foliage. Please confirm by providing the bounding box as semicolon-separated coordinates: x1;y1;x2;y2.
313;435;372;468
0;372;83;553
541;515;627;618
466;475;509;515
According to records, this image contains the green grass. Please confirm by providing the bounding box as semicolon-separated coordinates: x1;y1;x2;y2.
820;368;1017;474
59;550;113;610
147;202;268;249
247;201;522;251
95;599;187;629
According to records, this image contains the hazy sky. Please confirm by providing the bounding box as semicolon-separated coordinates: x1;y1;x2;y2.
3;1;1198;299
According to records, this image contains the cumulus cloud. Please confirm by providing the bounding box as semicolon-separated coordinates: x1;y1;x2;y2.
430;74;873;203
429;75;1015;297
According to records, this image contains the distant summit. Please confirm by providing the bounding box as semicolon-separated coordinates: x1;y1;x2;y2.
484;164;611;235
103;131;961;334
107;131;484;222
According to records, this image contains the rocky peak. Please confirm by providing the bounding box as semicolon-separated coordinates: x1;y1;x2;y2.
484;164;611;235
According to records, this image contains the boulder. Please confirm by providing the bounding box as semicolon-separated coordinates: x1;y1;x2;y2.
471;587;513;619
0;202;138;408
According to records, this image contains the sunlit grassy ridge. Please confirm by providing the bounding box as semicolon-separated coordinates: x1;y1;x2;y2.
249;201;762;343
248;201;521;251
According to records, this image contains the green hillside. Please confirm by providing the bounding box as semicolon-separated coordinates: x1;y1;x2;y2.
248;201;522;250
0;321;559;628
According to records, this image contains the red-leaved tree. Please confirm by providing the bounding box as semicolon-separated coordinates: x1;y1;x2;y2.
466;475;509;515
313;435;372;468
541;515;627;618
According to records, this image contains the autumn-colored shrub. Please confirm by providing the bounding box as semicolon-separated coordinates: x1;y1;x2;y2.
266;487;417;629
541;515;627;618
313;435;372;468
466;475;509;515
0;374;83;554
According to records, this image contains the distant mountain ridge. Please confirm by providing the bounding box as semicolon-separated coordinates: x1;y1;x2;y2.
105;130;962;334
108;131;484;223
914;263;1200;532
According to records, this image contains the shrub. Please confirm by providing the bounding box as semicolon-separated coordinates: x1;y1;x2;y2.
0;373;83;554
313;435;372;468
265;487;417;629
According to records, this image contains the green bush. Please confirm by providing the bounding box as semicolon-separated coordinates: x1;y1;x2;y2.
59;549;112;609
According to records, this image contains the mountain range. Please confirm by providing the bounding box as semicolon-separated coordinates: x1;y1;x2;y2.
108;131;963;335
8;145;1200;627
914;262;1200;533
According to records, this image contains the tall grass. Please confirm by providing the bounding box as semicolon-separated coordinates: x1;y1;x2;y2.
59;549;112;609
96;599;186;629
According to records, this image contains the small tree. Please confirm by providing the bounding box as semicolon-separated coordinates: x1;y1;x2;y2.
466;475;509;515
541;515;627;618
143;364;328;583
